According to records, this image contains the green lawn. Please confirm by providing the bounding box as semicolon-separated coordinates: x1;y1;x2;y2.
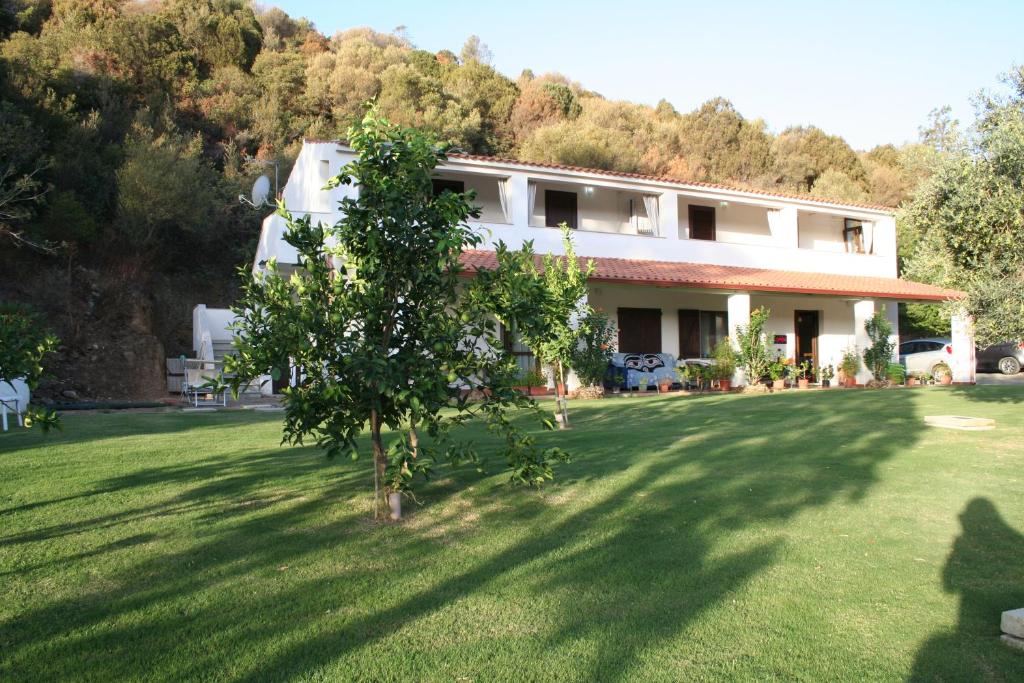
2;387;1023;681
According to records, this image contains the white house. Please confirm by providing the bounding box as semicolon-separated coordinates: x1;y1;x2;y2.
195;140;973;391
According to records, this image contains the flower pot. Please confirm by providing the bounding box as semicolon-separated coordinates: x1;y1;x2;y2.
907;377;918;387
772;379;785;391
388;492;402;521
843;376;857;388
718;379;731;391
939;374;952;385
797;378;809;390
821;379;830;388
658;381;672;393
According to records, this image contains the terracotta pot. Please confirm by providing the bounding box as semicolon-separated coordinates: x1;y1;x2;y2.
659;381;672;393
797;378;809;390
719;379;732;391
844;376;857;388
907;377;918;387
772;379;785;391
821;379;831;388
939;374;953;385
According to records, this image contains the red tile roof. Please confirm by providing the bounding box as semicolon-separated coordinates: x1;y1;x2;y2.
447;153;896;212
458;250;962;302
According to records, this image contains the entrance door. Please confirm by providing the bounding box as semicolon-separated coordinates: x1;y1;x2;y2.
618;307;662;353
794;310;819;377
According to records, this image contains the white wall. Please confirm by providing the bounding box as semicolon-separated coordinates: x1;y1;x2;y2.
678;199;773;246
529;181;656;236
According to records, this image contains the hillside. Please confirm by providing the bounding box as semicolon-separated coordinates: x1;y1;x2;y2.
0;0;950;399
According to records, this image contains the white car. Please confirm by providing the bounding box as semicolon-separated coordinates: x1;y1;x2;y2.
899;338;953;377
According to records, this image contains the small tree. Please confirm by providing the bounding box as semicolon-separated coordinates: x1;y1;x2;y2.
863;308;897;381
734;306;772;385
504;225;593;428
227;111;567;518
570;310;616;388
0;303;60;430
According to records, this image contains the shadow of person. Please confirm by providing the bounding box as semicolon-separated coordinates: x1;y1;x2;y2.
909;498;1024;681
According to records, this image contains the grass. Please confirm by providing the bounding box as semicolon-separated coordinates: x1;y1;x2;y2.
1;386;1023;681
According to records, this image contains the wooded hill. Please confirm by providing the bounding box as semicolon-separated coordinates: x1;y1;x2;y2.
0;0;954;399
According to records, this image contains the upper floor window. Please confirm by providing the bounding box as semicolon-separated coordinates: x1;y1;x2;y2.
689;205;716;241
545;189;578;229
843;219;864;254
432;178;465;197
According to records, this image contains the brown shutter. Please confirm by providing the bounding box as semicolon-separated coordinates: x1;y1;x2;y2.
678;309;701;358
689;205;716;240
617;307;662;353
545;190;578;228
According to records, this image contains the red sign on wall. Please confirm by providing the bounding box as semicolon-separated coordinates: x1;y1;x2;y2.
773;335;788;345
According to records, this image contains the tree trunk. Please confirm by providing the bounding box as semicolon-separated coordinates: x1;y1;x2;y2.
370;410;387;519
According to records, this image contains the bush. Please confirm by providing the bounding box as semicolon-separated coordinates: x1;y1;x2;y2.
840;348;861;379
712;339;737;380
863;309;896;381
886;363;906;384
734;306;772;384
570;311;616;387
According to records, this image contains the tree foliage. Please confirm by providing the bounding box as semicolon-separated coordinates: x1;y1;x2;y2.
862;309;896;381
226;111;568;515
734;306;772;384
0;301;60;430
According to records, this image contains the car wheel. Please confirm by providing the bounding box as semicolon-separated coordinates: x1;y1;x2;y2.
997;357;1021;375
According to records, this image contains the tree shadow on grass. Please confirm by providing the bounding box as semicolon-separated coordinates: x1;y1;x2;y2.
949;384;1024;405
908;498;1024;681
1;390;938;680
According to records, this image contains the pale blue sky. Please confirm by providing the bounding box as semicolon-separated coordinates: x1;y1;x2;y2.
270;0;1023;150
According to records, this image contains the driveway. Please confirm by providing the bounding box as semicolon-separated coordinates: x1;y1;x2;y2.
976;372;1024;386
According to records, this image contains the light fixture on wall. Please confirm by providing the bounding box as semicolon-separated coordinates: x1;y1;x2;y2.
583;186;595;196
719;201;729;209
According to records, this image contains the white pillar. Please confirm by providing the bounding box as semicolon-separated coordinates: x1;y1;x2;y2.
950;312;976;384
853;299;875;385
507;173;530;228
728;293;751;386
885;303;900;364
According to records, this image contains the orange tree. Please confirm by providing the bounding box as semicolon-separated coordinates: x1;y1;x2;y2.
227;111;567;518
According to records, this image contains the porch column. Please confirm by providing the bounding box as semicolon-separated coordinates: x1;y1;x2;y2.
950;312;977;384
727;293;751;386
564;290;589;392
659;192;679;239
852;299;875;385
767;206;799;249
506;173;530;228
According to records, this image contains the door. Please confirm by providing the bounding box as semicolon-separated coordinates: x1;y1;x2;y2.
794;310;819;377
545;190;578;229
689;205;716;241
618;308;662;353
678;309;701;358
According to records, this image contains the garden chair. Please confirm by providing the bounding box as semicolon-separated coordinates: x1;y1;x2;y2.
181;360;228;408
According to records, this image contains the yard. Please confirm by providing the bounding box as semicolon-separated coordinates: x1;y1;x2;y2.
1;387;1023;681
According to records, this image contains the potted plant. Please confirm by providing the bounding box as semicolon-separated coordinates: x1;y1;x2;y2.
675;363;691;392
906;372;919;387
819;364;835;388
712;339;737;391
933;361;953;385
920;372;934;385
514;367;549;396
794;360;811;389
886;363;906;386
637;375;650;394
840;348;860;388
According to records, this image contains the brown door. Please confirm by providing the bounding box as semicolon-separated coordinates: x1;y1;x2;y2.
689;205;716;241
794;310;819;376
618;307;662;353
678;309;701;358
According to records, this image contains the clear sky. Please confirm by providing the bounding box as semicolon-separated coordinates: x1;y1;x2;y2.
270;0;1023;150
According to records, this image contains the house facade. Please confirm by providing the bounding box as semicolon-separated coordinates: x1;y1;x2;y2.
197;140;974;390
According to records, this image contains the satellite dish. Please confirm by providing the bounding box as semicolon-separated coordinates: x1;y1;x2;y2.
251;175;272;206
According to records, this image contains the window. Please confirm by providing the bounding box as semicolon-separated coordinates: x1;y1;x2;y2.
545;189;578;229
689;205;716;241
617;308;662;353
501;323;536;377
679;309;728;358
432;178;465;197
318;160;330;181
843;218;864;254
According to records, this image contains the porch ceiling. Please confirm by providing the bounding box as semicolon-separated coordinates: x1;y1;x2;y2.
458;250;963;302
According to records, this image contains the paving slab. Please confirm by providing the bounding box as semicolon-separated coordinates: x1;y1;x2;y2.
923;415;996;431
1002;608;1024;638
1000;634;1024;651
